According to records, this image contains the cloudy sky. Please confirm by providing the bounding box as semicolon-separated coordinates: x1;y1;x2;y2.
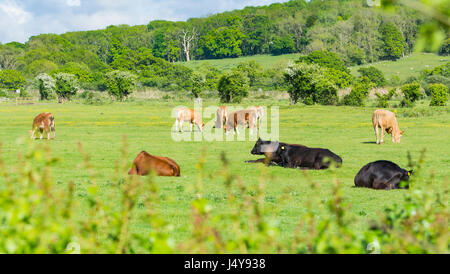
0;0;288;44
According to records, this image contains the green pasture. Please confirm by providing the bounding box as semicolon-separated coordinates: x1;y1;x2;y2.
0;100;448;247
181;52;450;82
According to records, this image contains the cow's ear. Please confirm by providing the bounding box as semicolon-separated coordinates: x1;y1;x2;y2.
401;130;404;135
408;170;413;176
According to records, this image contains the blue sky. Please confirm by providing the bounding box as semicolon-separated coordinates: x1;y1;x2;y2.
0;0;288;43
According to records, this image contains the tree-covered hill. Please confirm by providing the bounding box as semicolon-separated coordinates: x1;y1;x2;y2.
0;0;448;94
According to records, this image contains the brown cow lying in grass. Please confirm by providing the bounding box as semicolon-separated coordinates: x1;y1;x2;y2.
372;109;404;144
176;107;204;132
31;112;55;140
225;109;258;135
128;151;180;177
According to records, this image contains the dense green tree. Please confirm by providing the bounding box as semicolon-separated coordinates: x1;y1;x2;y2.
429;83;448;106
357;66;387;87
380;22;406;60
270;35;296;55
0;69;26;91
284;62;338;105
54;73;79;102
105;70;137;100
217;71;249;103
198;27;245;59
299;50;349;73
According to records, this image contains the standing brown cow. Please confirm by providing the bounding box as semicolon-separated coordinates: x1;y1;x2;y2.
225;109;257;135
248;106;264;129
215;106;228;129
175;107;204;132
31;112;55;140
128;151;181;177
372;109;404;144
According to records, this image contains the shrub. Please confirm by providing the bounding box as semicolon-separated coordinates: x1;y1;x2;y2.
233;61;263;87
298;50;349;73
54;73;79;102
429;83;448;106
270;35;296;55
217;71;249;103
191;73;205;98
105;70;137;100
284;62;338;105
400;82;422;107
342;77;373;106
379;22;406;61
375;88;396;108
357;66;387;87
81;91;111;105
35;73;56;100
0;69;26;91
325;68;352;89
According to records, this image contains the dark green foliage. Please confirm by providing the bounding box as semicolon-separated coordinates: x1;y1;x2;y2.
54;73;79;101
105;70;137;100
191;73;205;98
357;66;387;87
299;50;349;73
284;62;338;105
379;22;406;60
375;88;397;108
0;69;26;91
401;82;422;107
217;71;249;103
429;83;448;106
233;61;263;87
198;26;245;59
343;77;374;106
270;36;296;55
439;38;450;56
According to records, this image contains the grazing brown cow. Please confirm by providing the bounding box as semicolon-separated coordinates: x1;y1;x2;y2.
31;112;55;140
248;106;264;129
215;106;228;129
176;107;204;132
128;151;181;177
372;110;404;144
225;109;257;135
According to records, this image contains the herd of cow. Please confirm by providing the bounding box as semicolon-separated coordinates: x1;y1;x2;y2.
30;107;411;190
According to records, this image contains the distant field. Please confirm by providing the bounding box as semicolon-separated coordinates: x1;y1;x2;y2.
181;52;450;82
0;99;448;248
180;53;303;71
350;53;450;82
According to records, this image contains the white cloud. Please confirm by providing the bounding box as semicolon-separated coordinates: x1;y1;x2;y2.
66;0;81;7
0;0;32;24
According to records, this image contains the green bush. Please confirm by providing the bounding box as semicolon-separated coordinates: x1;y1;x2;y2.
0;69;26;91
375;88;396;108
35;73;56;100
284;62;338;105
54;73;79;102
80;91;111;105
191;73;205;98
357;66;387;87
429;83;448;106
217;71;249;103
400;82;422;107
298;50;349;73
342;77;373;106
105;70;137;100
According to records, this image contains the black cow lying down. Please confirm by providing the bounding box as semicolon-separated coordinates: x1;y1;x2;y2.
246;138;342;170
354;161;411;190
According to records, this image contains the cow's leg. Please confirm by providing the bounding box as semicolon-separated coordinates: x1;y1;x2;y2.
380;127;385;144
190;122;193;132
179;120;184;133
375;126;380;144
31;128;36;139
175;119;179;132
39;128;43;140
52;127;56;139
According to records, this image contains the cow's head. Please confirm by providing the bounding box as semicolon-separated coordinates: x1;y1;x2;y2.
392;130;404;143
251;138;279;155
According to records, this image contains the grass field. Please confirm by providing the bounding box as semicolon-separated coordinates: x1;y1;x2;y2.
0;99;448;249
181;52;450;82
